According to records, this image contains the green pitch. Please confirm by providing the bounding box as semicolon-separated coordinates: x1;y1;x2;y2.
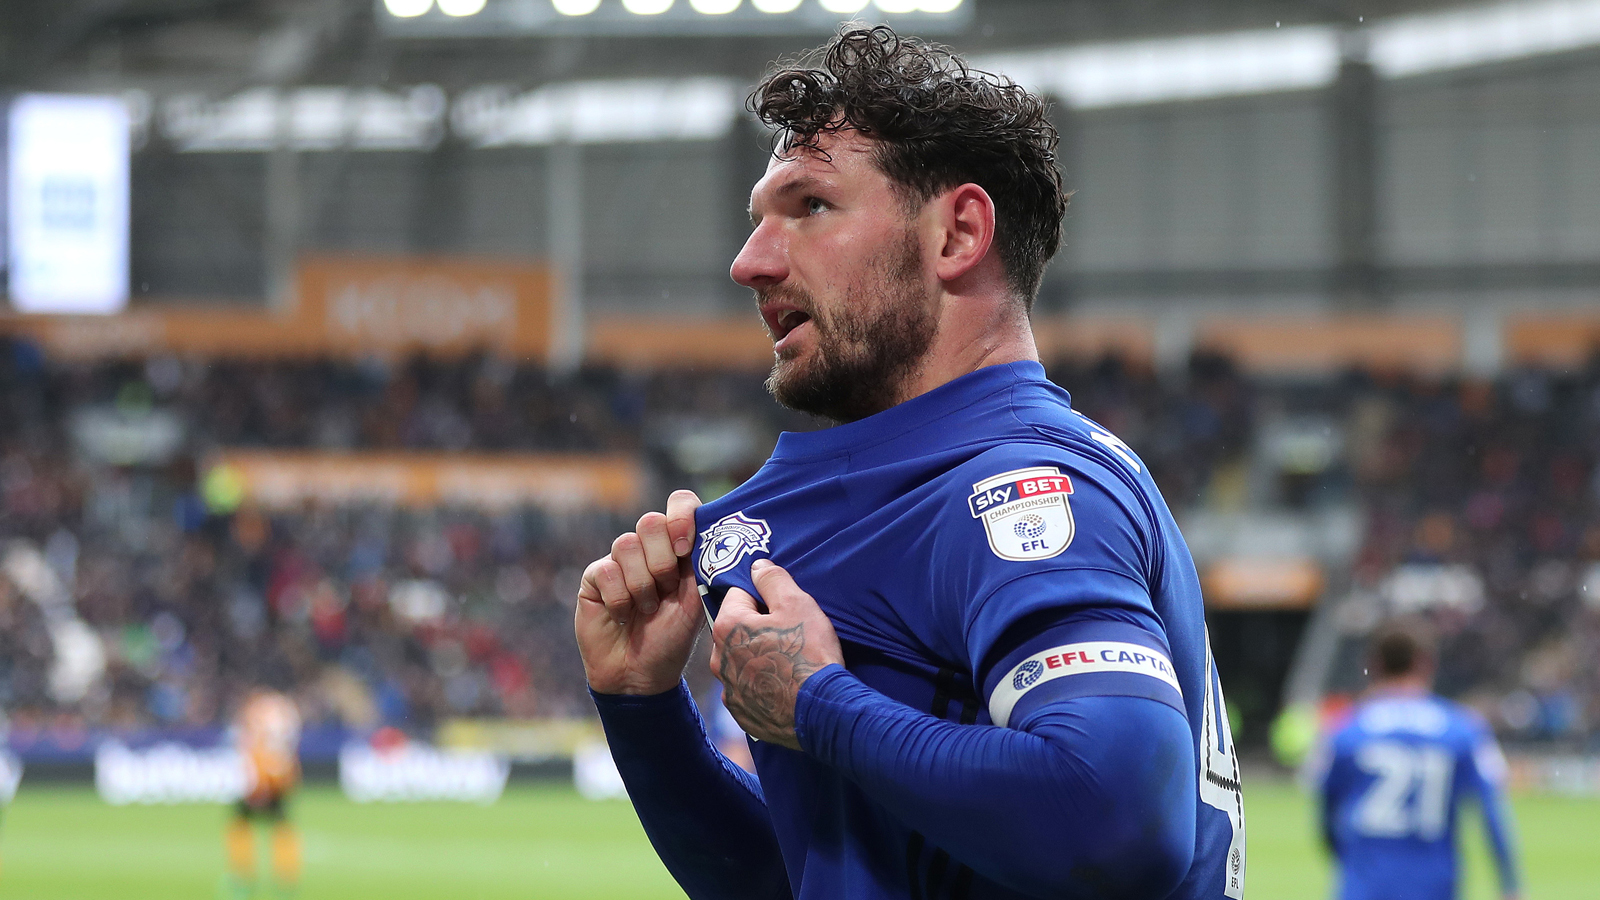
0;779;1594;899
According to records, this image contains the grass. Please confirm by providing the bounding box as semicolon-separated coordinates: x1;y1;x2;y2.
0;778;1593;898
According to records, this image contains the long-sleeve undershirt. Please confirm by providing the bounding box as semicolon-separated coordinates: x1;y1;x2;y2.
592;668;1197;900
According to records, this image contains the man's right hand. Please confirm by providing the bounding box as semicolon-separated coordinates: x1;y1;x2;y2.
575;489;706;696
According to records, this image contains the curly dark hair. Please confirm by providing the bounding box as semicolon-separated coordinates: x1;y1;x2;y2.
750;26;1067;307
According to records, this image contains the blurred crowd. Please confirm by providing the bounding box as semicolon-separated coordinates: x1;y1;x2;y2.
0;340;1596;750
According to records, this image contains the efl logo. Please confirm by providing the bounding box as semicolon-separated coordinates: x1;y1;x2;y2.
968;466;1075;561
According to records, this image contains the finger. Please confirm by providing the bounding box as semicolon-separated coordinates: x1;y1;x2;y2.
717;586;760;622
574;559;610;629
593;557;635;625
611;532;661;616
637;512;680;601
577;558;607;606
665;489;703;557
750;559;803;608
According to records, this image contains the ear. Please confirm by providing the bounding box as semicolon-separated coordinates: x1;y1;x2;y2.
931;183;997;285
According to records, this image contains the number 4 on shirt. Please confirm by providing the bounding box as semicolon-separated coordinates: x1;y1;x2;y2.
1199;629;1245;899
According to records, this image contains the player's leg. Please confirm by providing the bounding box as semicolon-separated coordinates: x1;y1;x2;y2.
266;795;301;896
223;802;257;898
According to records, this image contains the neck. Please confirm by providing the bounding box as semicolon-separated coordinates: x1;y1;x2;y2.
1368;674;1432;696
894;297;1038;406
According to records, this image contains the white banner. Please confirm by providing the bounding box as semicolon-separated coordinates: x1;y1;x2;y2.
339;742;509;804
95;742;246;805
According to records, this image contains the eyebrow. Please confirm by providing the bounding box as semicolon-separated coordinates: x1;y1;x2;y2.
748;175;830;226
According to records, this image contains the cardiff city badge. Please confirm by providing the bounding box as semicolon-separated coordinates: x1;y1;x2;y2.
697;511;772;583
968;466;1076;561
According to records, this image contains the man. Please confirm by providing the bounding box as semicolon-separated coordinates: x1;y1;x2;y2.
224;689;303;898
574;27;1243;900
1316;621;1520;900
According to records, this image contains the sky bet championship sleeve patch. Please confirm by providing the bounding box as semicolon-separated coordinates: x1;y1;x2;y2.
968;467;1076;561
987;641;1183;728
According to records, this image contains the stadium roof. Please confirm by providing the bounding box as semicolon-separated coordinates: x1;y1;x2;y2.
1;0;1514;94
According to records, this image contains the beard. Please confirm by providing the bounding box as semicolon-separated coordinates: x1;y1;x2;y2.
761;230;938;424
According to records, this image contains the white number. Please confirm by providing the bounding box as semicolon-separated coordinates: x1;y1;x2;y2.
1073;412;1142;472
1198;630;1245;899
1353;742;1454;840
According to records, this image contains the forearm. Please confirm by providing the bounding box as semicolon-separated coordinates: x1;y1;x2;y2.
591;682;791;900
1480;788;1521;896
795;666;1195;899
1318;799;1338;858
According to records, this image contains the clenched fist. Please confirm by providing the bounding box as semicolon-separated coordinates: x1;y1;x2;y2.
575;490;706;696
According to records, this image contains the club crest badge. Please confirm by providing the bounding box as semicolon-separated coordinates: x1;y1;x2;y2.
968;466;1076;561
697;511;772;583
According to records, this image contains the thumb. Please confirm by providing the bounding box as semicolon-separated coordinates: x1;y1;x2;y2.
750;559;800;608
719;585;761;621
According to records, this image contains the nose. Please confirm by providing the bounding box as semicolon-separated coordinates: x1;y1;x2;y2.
730;222;788;290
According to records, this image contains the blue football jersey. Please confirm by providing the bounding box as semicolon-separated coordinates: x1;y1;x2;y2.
691;361;1244;900
1318;693;1517;900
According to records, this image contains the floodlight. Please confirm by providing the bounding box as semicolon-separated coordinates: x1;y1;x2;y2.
621;0;674;13
690;0;740;11
875;0;920;12
751;0;802;10
819;0;870;12
384;0;433;16
551;0;600;13
919;0;962;10
438;0;487;14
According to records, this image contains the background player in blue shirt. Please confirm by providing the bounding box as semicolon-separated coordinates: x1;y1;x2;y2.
573;27;1244;900
1316;620;1520;900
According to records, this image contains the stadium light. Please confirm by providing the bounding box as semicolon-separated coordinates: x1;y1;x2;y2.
380;0;969;35
384;0;433;15
1368;0;1600;77
621;0;674;13
976;26;1339;109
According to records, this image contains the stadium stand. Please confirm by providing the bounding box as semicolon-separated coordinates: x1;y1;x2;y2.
0;338;1595;760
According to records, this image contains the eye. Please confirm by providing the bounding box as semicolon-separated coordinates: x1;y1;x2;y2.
806;197;828;216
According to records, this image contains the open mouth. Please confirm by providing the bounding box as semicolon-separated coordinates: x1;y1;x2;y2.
761;304;814;342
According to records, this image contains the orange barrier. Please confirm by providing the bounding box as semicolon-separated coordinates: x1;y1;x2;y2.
1031;316;1156;364
0;256;553;360
1194;316;1462;374
209;451;643;511
586;316;774;369
584;314;1158;370
1203;557;1324;610
1505;316;1600;368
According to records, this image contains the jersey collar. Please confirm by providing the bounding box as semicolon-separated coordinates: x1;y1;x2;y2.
770;360;1058;461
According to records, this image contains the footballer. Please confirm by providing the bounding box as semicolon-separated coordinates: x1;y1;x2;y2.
575;27;1244;900
225;689;303;898
1315;621;1520;900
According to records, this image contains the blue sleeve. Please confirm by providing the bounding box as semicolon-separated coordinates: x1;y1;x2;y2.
795;616;1196;898
929;444;1160;679
591;683;791;900
1314;734;1345;857
788;445;1195;896
1463;724;1520;896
